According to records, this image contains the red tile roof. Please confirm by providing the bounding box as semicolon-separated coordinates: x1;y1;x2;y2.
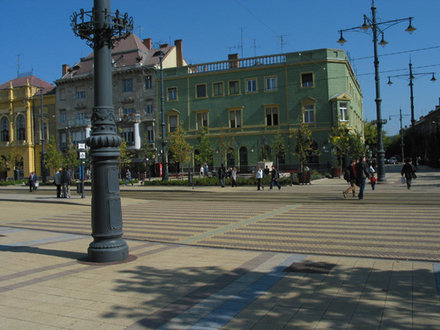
60;33;173;80
0;75;55;94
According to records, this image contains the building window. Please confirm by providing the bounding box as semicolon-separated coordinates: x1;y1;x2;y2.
76;90;86;99
196;112;208;130
246;79;257;93
72;130;86;145
228;80;240;95
213;82;224;97
59;88;66;100
16;115;26;141
301;73;314;88
167;87;177;101
303;104;314;123
1;117;9;142
121;127;135;145
196;84;207;98
339;102;348;121
123;79;133;92
146;126;154;143
123;108;135;115
60;110;66;124
229;109;242;128
145;101;153;114
144;76;152;89
169;114;178;132
265;76;277;91
265;106;279;126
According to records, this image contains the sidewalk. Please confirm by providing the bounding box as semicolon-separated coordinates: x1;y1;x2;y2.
0;168;439;329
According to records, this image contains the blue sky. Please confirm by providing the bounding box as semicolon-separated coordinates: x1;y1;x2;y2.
1;0;439;135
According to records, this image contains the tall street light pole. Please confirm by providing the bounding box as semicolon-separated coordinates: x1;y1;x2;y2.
39;88;46;183
71;0;133;262
153;50;168;181
338;0;416;182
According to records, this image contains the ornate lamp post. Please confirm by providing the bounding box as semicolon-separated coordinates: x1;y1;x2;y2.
71;0;133;262
337;0;416;182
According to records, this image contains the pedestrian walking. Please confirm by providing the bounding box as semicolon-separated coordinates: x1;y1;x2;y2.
256;167;264;190
343;160;357;198
401;159;416;190
231;167;238;187
199;165;204;177
370;173;377;190
54;168;62;198
125;169;133;185
204;163;209;177
218;164;226;187
61;167;71;198
270;165;281;190
32;172;39;191
355;156;370;200
28;172;34;192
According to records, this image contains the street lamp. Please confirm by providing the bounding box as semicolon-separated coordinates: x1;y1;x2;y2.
71;0;133;262
387;60;436;128
153;50;168;181
337;0;415;182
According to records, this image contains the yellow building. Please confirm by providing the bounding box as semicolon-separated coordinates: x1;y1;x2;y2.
0;76;56;181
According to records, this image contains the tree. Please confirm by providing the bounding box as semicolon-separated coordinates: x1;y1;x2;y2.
119;137;134;174
271;130;286;168
329;125;351;169
167;124;191;175
64;144;81;172
194;127;213;167
216;132;235;166
45;137;64;173
292;119;314;172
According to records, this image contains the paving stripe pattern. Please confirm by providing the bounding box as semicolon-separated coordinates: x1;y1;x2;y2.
6;200;440;262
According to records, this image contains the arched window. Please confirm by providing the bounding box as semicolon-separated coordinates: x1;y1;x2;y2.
239;146;248;172
1;117;9;142
16;115;26;141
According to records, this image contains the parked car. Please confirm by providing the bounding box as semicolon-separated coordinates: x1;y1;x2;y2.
387;156;398;164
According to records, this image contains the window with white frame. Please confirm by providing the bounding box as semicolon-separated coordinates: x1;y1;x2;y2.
121;126;135;145
246;79;257;93
169;114;178;132
123;79;133;92
303;104;314;123
339;102;348;121
167;87;177;101
144;75;152;89
146;125;154;143
145;101;153;114
265;106;279;126
229;109;242;128
196;112;208;130
265;76;277;91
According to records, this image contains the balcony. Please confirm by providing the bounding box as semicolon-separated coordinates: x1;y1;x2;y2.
66;119;91;128
188;54;286;74
116;113;141;123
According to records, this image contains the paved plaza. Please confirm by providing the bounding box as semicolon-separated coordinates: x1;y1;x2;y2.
0;167;439;329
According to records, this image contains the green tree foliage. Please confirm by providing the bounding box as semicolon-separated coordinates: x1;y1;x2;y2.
364;120;391;156
292;119;314;172
216;132;235;166
64;145;81;170
168;124;191;171
45;137;64;172
119;138;134;172
271;130;286;167
194;127;213;166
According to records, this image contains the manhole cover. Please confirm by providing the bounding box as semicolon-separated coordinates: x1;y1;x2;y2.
284;261;335;274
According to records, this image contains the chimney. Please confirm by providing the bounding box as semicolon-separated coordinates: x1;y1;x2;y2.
143;38;152;50
175;39;183;67
62;64;70;76
228;54;240;69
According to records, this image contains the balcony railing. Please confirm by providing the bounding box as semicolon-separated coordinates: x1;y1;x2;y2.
188;54;286;74
66;119;91;128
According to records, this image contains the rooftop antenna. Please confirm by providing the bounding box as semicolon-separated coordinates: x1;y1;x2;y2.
279;34;288;52
251;39;258;57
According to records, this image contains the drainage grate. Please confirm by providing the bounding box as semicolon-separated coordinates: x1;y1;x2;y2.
284;261;335;274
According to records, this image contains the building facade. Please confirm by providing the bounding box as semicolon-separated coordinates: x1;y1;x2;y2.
0;76;56;180
161;48;363;172
55;34;186;173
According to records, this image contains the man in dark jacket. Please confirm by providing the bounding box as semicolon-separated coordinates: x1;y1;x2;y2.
401;159;416;190
343;159;357;198
355;156;370;200
270;165;281;190
61;168;72;198
218;164;226;187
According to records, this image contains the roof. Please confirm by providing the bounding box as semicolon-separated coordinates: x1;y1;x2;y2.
0;75;55;94
58;33;173;81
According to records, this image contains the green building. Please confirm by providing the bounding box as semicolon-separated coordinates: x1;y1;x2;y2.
160;48;363;172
